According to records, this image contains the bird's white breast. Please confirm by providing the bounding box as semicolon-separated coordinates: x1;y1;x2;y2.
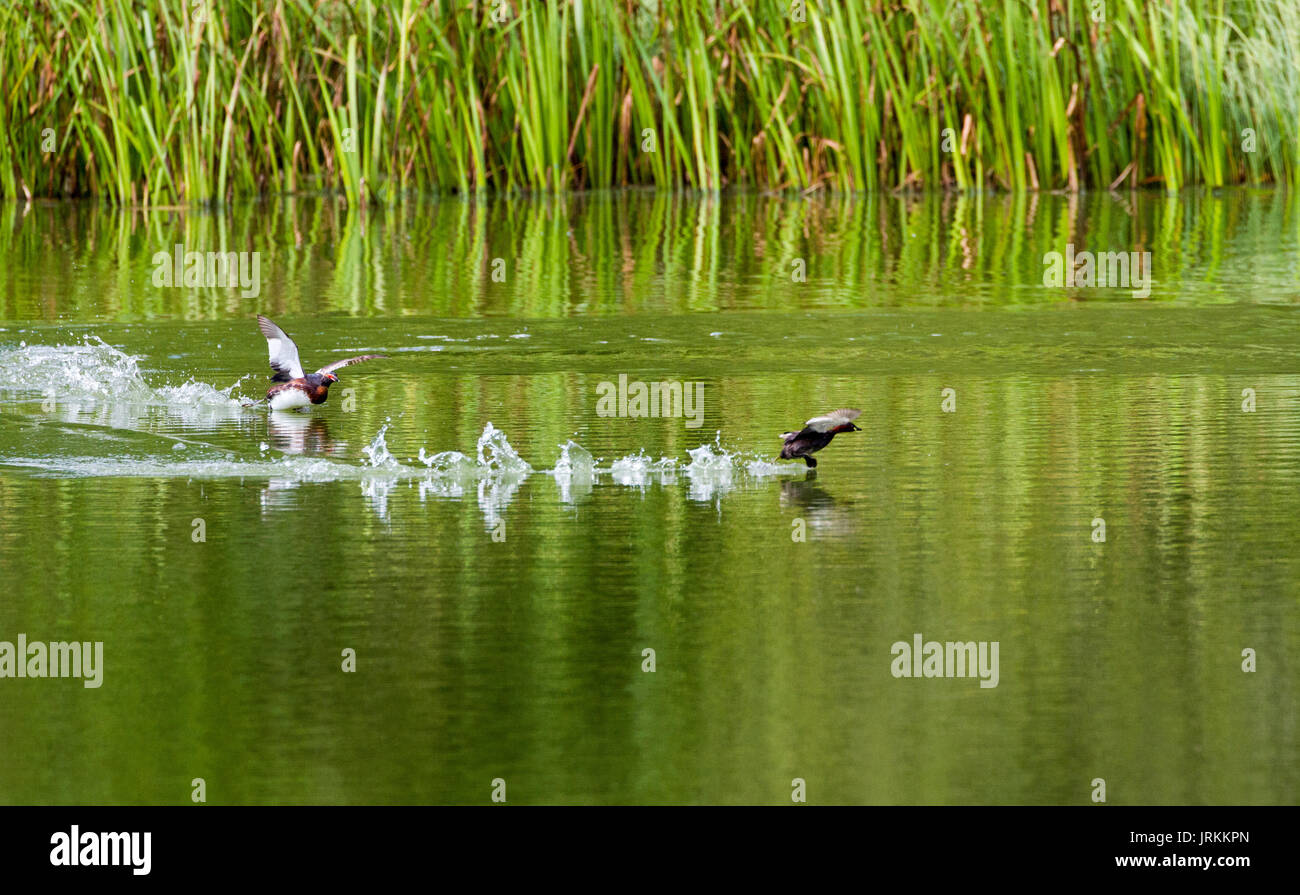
269;389;312;411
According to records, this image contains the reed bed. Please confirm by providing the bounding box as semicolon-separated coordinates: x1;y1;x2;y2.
1;0;1296;204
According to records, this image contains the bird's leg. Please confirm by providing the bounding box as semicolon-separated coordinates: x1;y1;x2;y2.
804;456;817;468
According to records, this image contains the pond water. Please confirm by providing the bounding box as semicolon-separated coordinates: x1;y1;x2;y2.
0;189;1296;804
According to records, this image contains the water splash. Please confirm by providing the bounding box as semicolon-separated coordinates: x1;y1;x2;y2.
609;451;652;488
553;440;594;503
0;336;243;408
417;447;478;477
359;422;402;520
470;422;531;530
683;442;736;501
361;421;401;471
476;421;533;474
0;339;807;520
553;439;594;479
2;454;362;481
607;451;677;488
684;441;733;473
745;457;791;477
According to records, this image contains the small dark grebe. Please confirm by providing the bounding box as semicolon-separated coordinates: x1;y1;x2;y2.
778;408;862;467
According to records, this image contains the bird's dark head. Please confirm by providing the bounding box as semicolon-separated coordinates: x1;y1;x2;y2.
849;423;862;432
324;373;339;384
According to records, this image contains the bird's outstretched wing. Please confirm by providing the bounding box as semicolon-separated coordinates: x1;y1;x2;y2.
257;315;305;382
316;354;388;376
804;408;862;432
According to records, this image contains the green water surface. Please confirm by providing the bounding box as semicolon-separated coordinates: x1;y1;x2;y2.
0;189;1296;804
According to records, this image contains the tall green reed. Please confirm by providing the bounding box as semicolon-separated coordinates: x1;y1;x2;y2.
0;0;1295;204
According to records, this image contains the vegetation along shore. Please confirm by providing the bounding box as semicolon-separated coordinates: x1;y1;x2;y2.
1;0;1296;204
